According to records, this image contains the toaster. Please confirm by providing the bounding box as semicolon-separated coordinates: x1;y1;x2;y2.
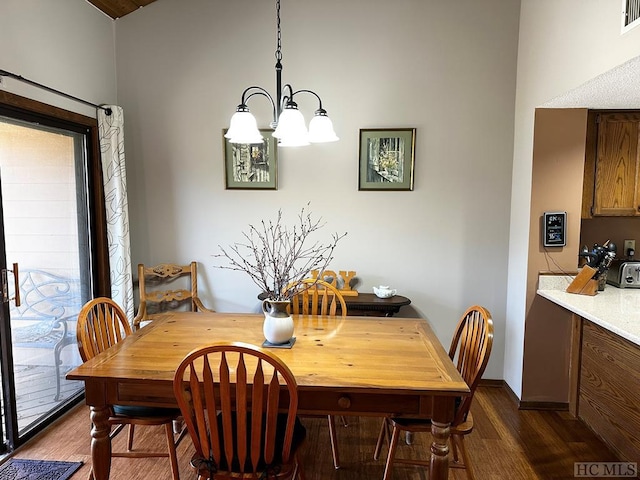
606;261;640;288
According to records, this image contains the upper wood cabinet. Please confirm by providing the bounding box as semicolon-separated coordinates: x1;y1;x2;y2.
584;113;640;217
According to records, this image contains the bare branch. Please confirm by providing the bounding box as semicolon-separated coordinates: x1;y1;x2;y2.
213;207;347;301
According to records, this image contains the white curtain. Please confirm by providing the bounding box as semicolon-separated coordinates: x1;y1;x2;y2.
97;106;134;322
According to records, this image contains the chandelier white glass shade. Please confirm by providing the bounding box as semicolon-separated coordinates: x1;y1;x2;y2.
224;0;338;147
226;108;264;144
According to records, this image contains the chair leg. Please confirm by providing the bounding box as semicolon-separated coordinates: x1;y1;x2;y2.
327;415;341;469
454;434;476;480
127;424;135;450
451;431;460;463
53;344;63;401
405;431;414;445
53;334;75;401
294;452;306;480
373;418;390;460
165;422;181;480
382;425;402;480
173;418;184;434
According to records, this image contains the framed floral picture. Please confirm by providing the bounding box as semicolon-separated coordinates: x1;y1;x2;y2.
223;129;278;190
358;128;416;191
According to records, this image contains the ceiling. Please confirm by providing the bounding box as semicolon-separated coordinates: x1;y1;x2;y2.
87;0;159;19
87;0;640;110
543;55;640;110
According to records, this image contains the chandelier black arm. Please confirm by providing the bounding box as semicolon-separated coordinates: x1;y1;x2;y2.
239;86;278;126
279;84;295;109
290;88;325;112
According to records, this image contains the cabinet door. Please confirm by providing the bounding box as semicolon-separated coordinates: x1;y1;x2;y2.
593;113;640;216
579;320;640;462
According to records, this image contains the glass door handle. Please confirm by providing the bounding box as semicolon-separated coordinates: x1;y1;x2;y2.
2;262;20;307
12;263;19;307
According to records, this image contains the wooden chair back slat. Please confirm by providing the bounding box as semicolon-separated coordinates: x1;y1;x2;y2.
188;366;212;463
203;359;220;465
173;342;301;478
264;369;281;464
251;361;265;469
236;353;248;469
219;352;235;469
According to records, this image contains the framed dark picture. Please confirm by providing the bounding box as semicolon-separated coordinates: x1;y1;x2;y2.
358;128;416;191
223;129;277;190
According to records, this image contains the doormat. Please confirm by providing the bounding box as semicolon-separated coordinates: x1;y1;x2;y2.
0;459;83;480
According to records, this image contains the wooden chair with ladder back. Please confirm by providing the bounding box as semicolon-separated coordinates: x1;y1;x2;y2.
285;278;348;470
287;278;347;317
173;342;306;479
373;304;494;480
76;297;188;480
133;261;214;330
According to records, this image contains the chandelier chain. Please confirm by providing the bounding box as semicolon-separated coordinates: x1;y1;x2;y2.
275;0;282;62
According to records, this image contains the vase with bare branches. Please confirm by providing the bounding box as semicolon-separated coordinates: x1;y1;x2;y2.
215;205;346;344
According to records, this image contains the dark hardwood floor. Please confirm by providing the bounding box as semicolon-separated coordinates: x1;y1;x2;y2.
5;385;619;479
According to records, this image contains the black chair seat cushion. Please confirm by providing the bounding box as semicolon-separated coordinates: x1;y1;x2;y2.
112;405;180;417
192;412;306;474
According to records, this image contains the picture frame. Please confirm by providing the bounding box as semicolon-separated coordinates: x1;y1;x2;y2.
358;128;416;191
223;129;278;190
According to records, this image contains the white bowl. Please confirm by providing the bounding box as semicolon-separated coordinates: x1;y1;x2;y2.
373;286;396;298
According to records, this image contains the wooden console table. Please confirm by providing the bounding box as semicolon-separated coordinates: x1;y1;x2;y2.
258;292;411;317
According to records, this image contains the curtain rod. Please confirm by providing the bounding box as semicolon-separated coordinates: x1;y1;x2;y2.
0;69;112;115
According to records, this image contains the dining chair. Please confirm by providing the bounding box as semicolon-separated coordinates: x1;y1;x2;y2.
286;278;347;469
133;261;214;330
373;305;494;480
173;342;306;479
287;278;347;317
76;297;187;480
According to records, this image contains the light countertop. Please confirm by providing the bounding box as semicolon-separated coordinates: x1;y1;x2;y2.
537;275;640;346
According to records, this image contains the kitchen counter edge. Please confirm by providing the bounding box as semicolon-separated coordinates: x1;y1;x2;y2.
537;275;640;346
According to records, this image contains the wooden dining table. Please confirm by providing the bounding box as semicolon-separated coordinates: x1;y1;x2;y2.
67;311;469;480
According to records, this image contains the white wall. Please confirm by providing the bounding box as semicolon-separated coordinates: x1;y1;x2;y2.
1;0;116;117
505;1;640;397
114;0;520;380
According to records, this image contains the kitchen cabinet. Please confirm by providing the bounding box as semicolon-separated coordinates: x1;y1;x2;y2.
579;320;640;462
584;112;640;217
536;280;640;462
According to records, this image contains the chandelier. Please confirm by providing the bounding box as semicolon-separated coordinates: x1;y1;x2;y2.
224;0;339;147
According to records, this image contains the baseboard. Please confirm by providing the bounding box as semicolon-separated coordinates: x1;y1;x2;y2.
478;379;504;388
499;380;522;407
480;379;524;408
477;379;569;411
518;401;569;411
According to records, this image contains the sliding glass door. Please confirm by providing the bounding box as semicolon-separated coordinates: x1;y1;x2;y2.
0;92;109;451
